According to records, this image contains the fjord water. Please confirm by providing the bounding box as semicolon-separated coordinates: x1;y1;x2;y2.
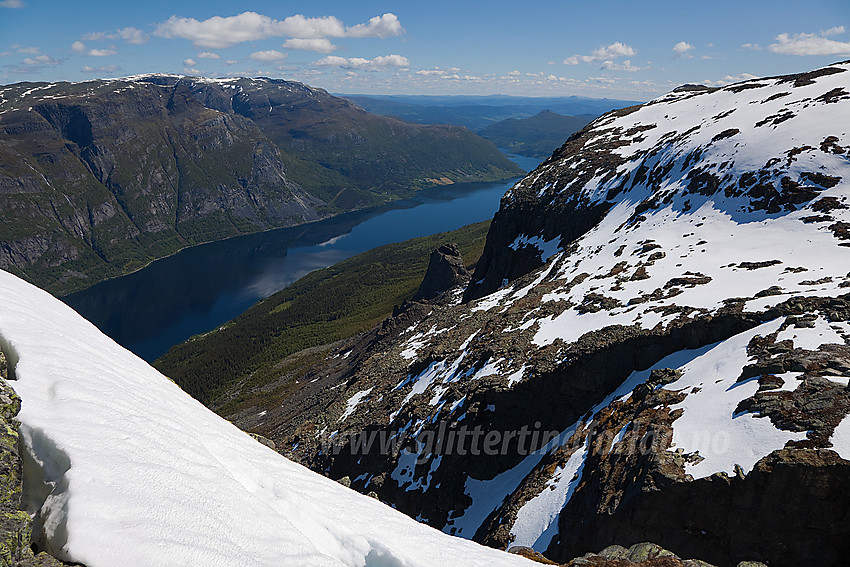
63;154;540;361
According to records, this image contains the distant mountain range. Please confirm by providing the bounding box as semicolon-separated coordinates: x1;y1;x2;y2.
0;75;522;295
340;93;641;132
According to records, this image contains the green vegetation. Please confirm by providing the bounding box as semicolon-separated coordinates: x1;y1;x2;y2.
154;221;491;409
479;110;596;158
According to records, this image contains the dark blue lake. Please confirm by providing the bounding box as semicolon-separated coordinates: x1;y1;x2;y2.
63;153;540;361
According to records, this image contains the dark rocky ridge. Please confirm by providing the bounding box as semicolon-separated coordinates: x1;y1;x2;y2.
0;351;71;566
0;75;521;295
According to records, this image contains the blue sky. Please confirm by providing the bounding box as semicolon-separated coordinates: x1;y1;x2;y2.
1;0;848;99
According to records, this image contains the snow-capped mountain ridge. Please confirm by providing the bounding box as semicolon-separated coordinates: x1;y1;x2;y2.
248;62;850;567
470;62;848;301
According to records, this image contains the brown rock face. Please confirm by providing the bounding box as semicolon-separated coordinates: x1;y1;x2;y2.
413;243;470;301
552;448;850;567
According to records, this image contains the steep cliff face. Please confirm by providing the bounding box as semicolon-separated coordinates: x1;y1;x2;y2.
0;75;521;294
227;62;850;566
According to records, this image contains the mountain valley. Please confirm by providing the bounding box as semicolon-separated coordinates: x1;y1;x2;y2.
0;75;521;295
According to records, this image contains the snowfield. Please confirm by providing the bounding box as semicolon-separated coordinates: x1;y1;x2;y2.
0;270;531;567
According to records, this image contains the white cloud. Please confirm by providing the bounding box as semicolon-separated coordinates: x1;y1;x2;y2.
117;27;149;44
283;38;336;53
22;55;58;66
741;43;762;51
822;26;846;37
184;67;201;75
564;42;635;65
315;54;409;71
155;12;324;48
183;58;196;67
197;51;220;59
81;64;119;74
0;0;24;8
277;14;346;39
71;41;86;53
16;46;39;54
81;28;149;45
88;48;117;57
249;50;287;62
346;13;403;38
601;59;643;72
155;11;403;49
769;28;850;56
672;41;694;58
508;69;520;76
415;68;448;76
82;32;111;41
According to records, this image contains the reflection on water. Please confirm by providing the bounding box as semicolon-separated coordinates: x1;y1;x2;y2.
63;153;541;361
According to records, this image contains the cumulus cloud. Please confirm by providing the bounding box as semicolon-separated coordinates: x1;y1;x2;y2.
345;13;403;38
82;31;110;41
155;11;403;49
22;54;59;66
741;43;762;50
117;27;149;44
249;50;288;62
564;42;635;65
769;27;850;56
81;64;119;74
80;28;149;45
283;38;336;53
277;14;346;39
197;51;220;59
71;41;86;53
315;54;409;71
672;41;694;58
600;59;643;72
88;48;117;57
415;67;451;76
183;58;196;67
0;0;25;8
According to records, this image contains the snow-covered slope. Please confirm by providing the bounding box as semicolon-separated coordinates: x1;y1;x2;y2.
0;269;532;566
249;62;850;567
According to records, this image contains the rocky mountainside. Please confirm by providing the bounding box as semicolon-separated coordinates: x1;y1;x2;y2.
0;75;521;294
220;62;850;566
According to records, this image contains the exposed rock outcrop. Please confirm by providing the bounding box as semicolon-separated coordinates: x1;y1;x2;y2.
0;351;69;567
413;243;470;301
